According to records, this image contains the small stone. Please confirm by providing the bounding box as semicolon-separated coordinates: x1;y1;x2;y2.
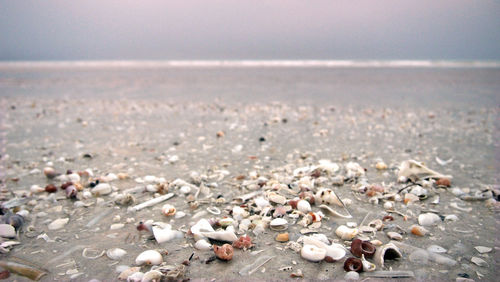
436;178;451;187
474;246;492;254
275;233;289;242
471;256;488;267
110;223;124;230
48;218;69;230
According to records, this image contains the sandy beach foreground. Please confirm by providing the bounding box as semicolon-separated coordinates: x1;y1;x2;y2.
0;93;498;281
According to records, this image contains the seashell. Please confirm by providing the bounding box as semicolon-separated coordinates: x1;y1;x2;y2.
471;256;488;267
361;254;376;272
404;193;419;204
410;225;428;236
0;224;16;238
199;230;238;242
383;201;394;210
110;223;125;230
161;204;176;216
127;271;144;282
426;245;446;253
92;183;112;196
398;160;452;182
270;218;288;231
315;188;342;207
213;244;234;261
409;186;428;200
194;239;212;251
30;185;45;193
190;219;215;240
375;161;387;170
82;248;105;259
43;167;58;179
115;194;135;206
351;239;376;258
335;225;358;240
275;233;289;242
141;270;163;282
233;235;254;249
218;217;234;228
301;244;327;262
318;159;340;174
302;236;346;261
297;200;311;213
474;246;492;254
435;178;451;187
444;214;458;222
135;250;163;265
374;243;402;268
345;162;365;178
206;206;221;215
319;204;352;218
107;248;127;260
344;271;360;280
344;257;363;272
254;197;270;209
45;184;57;193
368;219;384;231
418;213;441;226
152;225;183;243
268;192;287;205
232;206;249;220
118;266;141;280
48;218;69;230
386;231;403;241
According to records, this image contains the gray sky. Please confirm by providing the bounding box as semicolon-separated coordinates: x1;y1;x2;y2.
1;0;499;61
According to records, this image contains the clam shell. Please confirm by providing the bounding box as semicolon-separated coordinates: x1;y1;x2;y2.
301;244;327;262
297;200;311;213
270;218;288;231
374;243;402;268
135;250;163;265
106;248;127;260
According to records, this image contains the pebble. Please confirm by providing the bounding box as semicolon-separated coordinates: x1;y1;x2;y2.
474;246;492;254
48;218;69;230
471;256;488;267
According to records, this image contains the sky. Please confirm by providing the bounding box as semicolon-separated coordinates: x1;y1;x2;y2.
0;0;499;61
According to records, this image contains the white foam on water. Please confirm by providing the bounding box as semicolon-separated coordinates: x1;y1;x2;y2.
0;60;499;68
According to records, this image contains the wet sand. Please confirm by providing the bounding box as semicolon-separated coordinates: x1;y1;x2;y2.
0;66;499;281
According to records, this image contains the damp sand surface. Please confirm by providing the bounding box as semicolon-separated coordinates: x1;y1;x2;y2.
0;66;499;281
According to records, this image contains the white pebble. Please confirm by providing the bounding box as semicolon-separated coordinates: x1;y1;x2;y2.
48;218;69;230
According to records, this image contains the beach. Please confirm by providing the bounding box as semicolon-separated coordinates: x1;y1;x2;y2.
0;63;498;281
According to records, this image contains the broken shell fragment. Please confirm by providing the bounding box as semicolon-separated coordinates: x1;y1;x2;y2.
0;224;16;238
152;225;183;243
213;244;234;261
117;266;141;280
474;246;492;254
91;183;112;196
301;244;327;262
315;188;342;207
106;248;127;260
319;204;352;218
374;243;402;268
199;229;238;242
302;236;346;261
375;161;388;170
335;225;358;240
268;192;287;205
418;213;441;226
135;250;163;265
232;235;254;249
344;257;363;272
351;239;376;258
161;204;176;216
398;160;452;182
361;254;376;272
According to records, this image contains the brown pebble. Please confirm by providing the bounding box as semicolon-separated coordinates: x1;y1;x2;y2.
436;178;451;187
275;232;289;242
45;184;57;193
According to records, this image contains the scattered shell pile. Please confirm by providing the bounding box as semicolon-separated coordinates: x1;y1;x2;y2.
0;156;497;281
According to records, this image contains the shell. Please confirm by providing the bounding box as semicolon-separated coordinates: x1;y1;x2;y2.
344;257;363;272
375;161;388;170
301;244;327;262
374;243;402;268
0;224;16;238
319;205;352;219
268;192;287;205
345;162;365;178
344;271;360;280
303;236;346;261
206;206;221;215
135;250;163;265
315;188;342;207
351;239;376;258
335;225;358;240
141;270;163;282
213;244;234;261
417;213;441;226
386;232;403;241
127;271;144;282
270;218;288;231
398;160;452;182
190;219;215;240
92;183;112;196
199;230;238;242
152;225;183;243
194;239;212;251
118;266;141;280
43;167;57;179
48;218;69;230
361;254;376;272
410;225;428;236
161;204;176;216
276;233;289;242
106;248;127;260
297;200;311;213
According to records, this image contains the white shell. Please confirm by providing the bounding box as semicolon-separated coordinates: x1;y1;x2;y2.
127;271;144;282
471;256;488;267
302;236;346;261
427;245;447;253
474;246;492;254
106;248;127;260
386;232;403;241
345;162;365;178
398;160;451;181
48;218;69;230
270;218;288;231
344;271;360;280
152;225;183;244
361;254;376;272
141;270;163;282
161;204;176;216
418;213;441;226
232;206;249;220
0;224;16;238
190;219;215;241
318;159;340;173
30;185;45;193
297;200;311;213
268;193;287;205
92;183;112;195
254;197;270;209
135;250;163;265
444;214;458;221
194;239;212;251
300;244;327;262
315;188;342;207
118;266;141;280
374;243;402;267
335;225;358;240
199;229;237;242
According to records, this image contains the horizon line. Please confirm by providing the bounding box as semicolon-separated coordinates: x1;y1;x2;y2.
1;59;499;68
